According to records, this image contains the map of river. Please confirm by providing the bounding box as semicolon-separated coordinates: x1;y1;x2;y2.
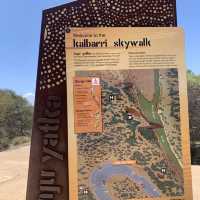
76;69;183;200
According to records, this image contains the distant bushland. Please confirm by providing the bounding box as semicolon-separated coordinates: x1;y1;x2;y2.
187;70;200;164
187;70;200;87
0;89;33;151
187;70;200;141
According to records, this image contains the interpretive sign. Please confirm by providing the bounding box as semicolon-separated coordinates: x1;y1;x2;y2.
66;27;193;200
26;1;178;200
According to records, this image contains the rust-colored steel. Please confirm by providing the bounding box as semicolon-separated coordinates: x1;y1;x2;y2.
26;1;177;199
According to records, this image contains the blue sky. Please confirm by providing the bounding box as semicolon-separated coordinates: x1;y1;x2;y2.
0;0;199;103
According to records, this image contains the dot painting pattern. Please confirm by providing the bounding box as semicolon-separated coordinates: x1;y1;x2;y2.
39;0;176;90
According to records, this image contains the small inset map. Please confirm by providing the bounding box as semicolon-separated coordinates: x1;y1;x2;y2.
76;69;183;200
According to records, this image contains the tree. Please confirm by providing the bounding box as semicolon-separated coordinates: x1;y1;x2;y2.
0;89;33;150
187;70;200;86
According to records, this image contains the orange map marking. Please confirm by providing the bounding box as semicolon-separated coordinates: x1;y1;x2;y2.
73;77;103;134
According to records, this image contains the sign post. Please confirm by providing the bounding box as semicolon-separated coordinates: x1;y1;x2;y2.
26;1;188;200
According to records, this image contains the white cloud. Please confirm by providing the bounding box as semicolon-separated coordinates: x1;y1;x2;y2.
23;92;35;105
23;92;34;98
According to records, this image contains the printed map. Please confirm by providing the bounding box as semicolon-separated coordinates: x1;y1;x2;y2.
76;68;183;200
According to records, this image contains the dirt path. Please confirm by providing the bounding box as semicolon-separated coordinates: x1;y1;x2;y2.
0;145;30;200
192;165;200;200
0;145;200;200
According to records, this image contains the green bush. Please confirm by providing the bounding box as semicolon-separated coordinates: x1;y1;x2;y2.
0;137;10;151
11;136;30;146
0;89;33;151
187;70;200;86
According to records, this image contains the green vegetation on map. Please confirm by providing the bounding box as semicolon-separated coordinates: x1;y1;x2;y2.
76;69;184;200
138;70;182;173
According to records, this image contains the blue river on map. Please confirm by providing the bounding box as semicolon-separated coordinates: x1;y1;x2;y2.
89;163;160;200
